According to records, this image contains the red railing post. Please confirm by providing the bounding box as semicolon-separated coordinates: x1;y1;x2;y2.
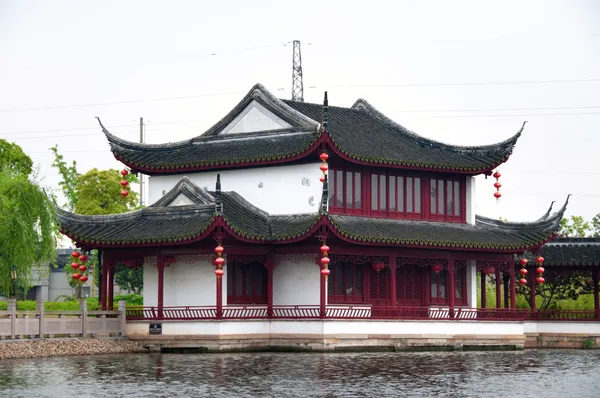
101;257;109;311
216;274;223;319
448;258;455;319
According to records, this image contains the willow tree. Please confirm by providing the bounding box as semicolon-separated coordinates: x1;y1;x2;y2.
0;140;58;296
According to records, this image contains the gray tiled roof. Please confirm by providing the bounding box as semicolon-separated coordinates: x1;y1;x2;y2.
101;83;522;175
519;238;600;266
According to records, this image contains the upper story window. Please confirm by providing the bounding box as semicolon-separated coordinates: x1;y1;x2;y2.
327;167;465;223
430;178;462;222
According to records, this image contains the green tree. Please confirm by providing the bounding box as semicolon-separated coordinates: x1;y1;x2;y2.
592;213;600;237
517;270;593;310
50;146;143;294
0;140;58;296
559;215;591;237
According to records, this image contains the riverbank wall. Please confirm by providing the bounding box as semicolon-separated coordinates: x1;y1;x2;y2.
0;338;147;360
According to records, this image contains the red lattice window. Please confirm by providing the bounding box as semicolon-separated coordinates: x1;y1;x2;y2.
370;173;423;219
430;177;463;222
369;267;390;305
328;262;364;303
430;266;467;306
328;169;362;214
396;264;424;306
227;261;267;304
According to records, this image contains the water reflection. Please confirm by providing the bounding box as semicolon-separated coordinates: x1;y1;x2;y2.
0;350;599;397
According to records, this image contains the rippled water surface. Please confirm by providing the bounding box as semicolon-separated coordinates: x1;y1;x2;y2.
1;350;599;397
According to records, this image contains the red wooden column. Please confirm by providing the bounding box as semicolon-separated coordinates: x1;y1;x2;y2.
509;264;517;309
100;257;109;311
448;258;455;318
480;271;487;309
320;269;326;318
216;268;223;319
503;274;510;309
495;267;502;308
593;269;599;319
157;256;165;320
108;262;116;310
529;268;537;310
389;257;397;308
265;254;276;318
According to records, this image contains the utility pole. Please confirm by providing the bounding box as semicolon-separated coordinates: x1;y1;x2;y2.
292;40;304;102
139;117;144;207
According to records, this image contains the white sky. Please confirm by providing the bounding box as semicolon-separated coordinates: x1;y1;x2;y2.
1;0;599;222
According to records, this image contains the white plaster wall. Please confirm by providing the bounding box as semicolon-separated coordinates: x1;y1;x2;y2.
466;261;477;309
273;256;321;306
465;176;476;225
126;320;524;337
524;321;600;335
148;162;323;215
143;255;226;307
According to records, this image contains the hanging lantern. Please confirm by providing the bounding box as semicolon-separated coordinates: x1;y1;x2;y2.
320;257;330;266
321;268;331;277
493;170;501;202
120;180;129;187
432;264;443;273
79;254;88;262
215;257;225;267
71;262;79;270
71;251;80;259
120;190;129;197
519;258;528;267
78;265;87;272
519;256;528;285
536;256;545;284
483;265;496;275
519;278;528;285
320;245;330;254
215;246;224;255
319;152;328;183
72;273;81;280
80;276;89;283
214;269;224;278
120;169;129;176
320;242;330;278
372;261;385;272
214;243;225;276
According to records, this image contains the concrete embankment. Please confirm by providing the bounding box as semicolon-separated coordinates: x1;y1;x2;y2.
0;339;147;360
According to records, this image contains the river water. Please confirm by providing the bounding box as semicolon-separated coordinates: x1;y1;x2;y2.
0;350;599;397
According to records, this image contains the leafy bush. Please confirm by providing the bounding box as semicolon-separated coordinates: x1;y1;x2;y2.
0;294;142;311
114;294;143;305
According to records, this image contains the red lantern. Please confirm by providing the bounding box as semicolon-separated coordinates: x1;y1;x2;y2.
372;261;385;272
519;258;528;267
519;278;527;285
494;191;502;199
79;265;87;272
120;169;128;176
71;262;79;269
120;180;129;187
536;277;545;284
319;164;328;172
80;276;89;283
320;245;329;254
215;257;225;267
215;268;224;277
320;257;330;266
321;268;331;277
120;190;129;197
432;264;443;273
72;273;81;280
493;171;501;179
494;182;502;189
319;176;325;183
71;251;80;259
519;268;528;276
79;255;88;262
536;256;544;264
484;265;496;275
215;246;224;255
536;266;545;274
319;153;329;162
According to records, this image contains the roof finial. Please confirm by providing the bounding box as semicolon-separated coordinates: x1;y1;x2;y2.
320;174;329;213
215;174;223;214
322;91;329;132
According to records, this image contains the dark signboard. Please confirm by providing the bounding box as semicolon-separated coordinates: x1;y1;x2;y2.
149;323;162;335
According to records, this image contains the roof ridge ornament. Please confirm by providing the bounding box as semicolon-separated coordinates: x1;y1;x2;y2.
322;91;328;133
215;174;223;215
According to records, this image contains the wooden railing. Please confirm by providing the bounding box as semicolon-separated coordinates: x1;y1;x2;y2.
124;305;599;322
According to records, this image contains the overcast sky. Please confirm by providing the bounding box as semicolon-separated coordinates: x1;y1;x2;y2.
1;0;599;222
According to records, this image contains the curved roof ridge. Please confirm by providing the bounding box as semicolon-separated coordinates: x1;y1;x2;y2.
200;83;320;137
351;98;525;153
475;195;570;230
151;176;215;207
97;117;193;150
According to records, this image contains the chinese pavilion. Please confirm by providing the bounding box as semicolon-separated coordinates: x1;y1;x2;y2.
57;84;579;350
